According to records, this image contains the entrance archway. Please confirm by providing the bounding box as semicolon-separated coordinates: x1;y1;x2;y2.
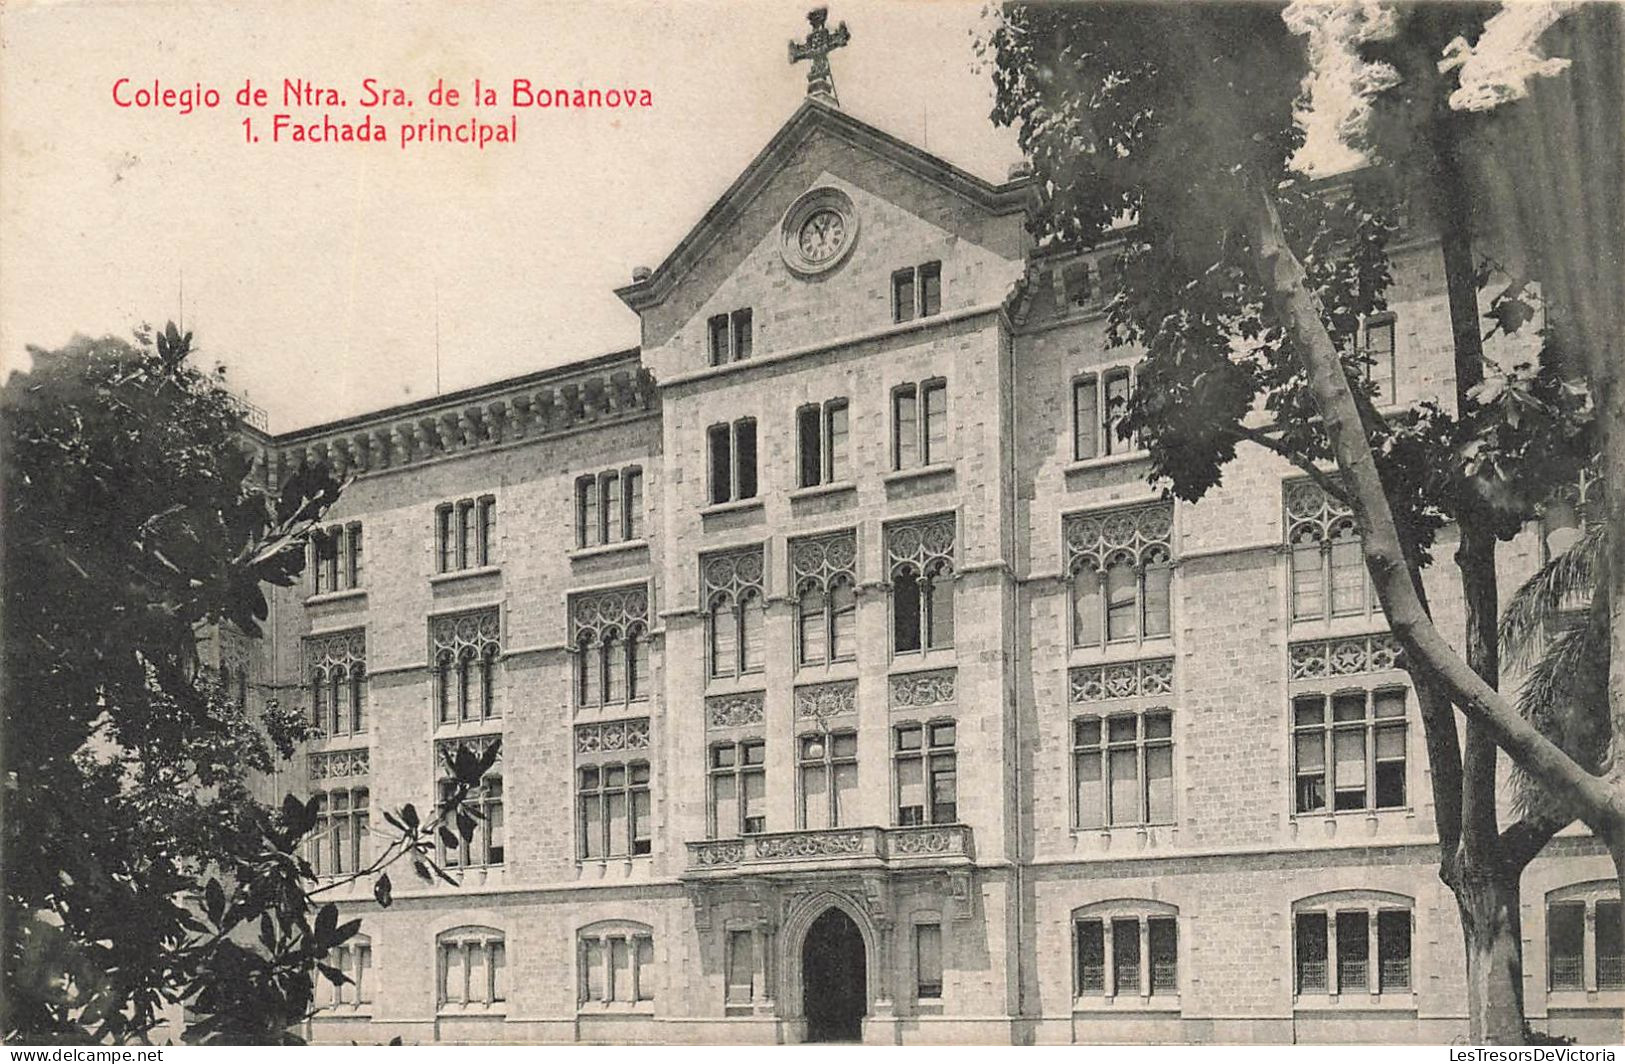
801;907;867;1042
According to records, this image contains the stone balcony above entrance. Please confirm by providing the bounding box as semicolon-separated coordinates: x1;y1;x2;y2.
683;824;974;878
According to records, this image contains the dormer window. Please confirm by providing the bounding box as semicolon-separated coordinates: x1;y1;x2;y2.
892;261;942;323
708;308;754;366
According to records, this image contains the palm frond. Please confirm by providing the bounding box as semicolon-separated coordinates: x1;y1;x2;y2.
1507;612;1611;820
1499;521;1607;672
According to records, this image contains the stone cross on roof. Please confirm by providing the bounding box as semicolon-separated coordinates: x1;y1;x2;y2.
789;6;851;106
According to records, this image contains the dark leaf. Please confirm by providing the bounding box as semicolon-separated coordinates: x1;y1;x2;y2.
457;810;478;843
373;872;393;908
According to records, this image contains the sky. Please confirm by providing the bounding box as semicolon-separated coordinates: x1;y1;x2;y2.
0;0;1029;432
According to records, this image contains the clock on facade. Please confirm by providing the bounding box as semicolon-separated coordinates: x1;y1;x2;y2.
780;187;859;276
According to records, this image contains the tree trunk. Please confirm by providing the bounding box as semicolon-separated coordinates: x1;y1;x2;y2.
1454;859;1527;1045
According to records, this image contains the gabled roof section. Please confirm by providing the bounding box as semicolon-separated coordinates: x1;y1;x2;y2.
615;96;1034;312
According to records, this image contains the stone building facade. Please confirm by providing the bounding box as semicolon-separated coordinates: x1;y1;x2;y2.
227;94;1621;1044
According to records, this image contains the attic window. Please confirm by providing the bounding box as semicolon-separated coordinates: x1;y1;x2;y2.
893;261;942;324
708;308;753;366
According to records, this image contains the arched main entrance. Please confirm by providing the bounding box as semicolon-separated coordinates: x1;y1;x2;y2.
801;907;867;1042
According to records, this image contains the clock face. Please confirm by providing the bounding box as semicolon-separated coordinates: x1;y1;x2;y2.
798;209;846;263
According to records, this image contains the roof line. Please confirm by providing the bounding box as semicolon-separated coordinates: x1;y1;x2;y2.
273;346;642;442
616;97;1032;311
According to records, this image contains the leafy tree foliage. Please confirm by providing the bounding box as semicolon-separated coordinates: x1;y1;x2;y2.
3;323;501;1043
987;1;1602;1042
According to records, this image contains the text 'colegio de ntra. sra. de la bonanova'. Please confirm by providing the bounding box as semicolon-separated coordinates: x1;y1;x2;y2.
109;77;656;150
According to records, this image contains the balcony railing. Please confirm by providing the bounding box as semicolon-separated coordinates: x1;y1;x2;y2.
684;824;973;875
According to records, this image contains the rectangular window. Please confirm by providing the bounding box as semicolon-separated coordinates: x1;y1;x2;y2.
1295;907;1410;996
1598;899;1623;989
708;308;753;364
439;775;504;867
916;924;943;999
708;419;757;505
735;420;758;500
1074;710;1174;828
798;731;857;829
893;268;917;324
1296;912;1328;993
1073;376;1099;462
708;313;730;366
577;476;600;548
895;722;957;825
894;385;919;470
625;468;644;540
1365;316;1397;406
708;424;732;505
576;467;643;548
1378;909;1411;991
923;381;948;465
437;505;455;573
797;399;850;488
798;405;822;489
893;261;942;321
732;309;753;361
726;930;754;1004
709;741;766;837
1292;689;1407;815
893;379;948;470
1062;260;1093;308
1149;917;1177;995
1103;368;1133;456
437;498;494;572
1076;919;1105;995
347;524;363;588
919;261;942;317
1112;917;1141;996
1337;910;1370;991
1549;901;1586;990
577;761;651;860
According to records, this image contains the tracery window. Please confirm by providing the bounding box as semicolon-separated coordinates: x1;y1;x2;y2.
703;548;766;678
437;926;506;1008
306;629;367;736
1285;480;1373;622
579;921;656;1007
570;586;651;709
432;609;501;725
1065;504;1173;646
887;514;955;655
791;530;858;667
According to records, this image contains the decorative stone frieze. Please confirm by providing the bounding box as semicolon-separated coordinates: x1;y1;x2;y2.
575;717;651;754
308;747;369;780
1289;633;1402;680
889;669;955;709
1069;658;1174;702
795;680;857;720
706;693;765;730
